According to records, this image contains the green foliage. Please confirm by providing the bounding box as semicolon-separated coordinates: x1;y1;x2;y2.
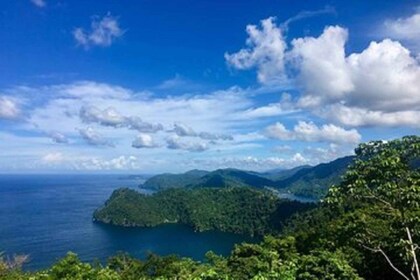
283;135;420;279
94;187;314;236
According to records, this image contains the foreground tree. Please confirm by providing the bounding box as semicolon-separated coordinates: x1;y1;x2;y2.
326;136;420;280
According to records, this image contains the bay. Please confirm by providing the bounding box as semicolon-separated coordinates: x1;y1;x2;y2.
0;174;257;270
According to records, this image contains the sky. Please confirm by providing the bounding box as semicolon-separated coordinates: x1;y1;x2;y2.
0;0;419;173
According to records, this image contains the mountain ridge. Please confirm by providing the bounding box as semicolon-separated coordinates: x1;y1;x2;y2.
140;156;355;199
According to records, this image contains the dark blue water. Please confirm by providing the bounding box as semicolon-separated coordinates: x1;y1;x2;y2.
0;174;257;271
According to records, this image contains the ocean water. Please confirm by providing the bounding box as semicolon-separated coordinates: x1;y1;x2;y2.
0;174;257;271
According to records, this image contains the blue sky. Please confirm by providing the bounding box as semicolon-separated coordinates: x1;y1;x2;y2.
0;0;419;173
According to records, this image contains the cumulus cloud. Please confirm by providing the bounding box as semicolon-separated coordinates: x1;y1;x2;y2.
173;123;197;137
30;0;46;8
290;26;354;105
172;122;233;141
132;133;159;148
228;18;420;127
319;104;420;128
294;29;420;126
80;106;126;127
167;136;208;152
126;117;164;133
77;127;114;147
73;14;124;48
225;17;288;84
265;121;361;144
0;96;21;120
384;10;420;49
49;131;68;144
80;105;164;132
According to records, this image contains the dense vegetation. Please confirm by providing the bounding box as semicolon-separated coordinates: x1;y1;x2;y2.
1;135;418;279
93;187;313;236
275;156;354;199
140;157;353;200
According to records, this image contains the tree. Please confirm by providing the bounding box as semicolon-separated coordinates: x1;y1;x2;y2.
326;136;420;280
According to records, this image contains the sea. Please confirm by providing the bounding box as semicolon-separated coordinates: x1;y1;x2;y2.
0;174;258;271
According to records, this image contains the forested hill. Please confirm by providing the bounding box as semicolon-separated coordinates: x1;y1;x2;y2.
93;187;314;236
274;156;354;199
141;169;209;190
140;156;355;199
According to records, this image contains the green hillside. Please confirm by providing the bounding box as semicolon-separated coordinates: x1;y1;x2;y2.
141;169;209;190
275;156;355;199
141;157;355;199
93;187;313;236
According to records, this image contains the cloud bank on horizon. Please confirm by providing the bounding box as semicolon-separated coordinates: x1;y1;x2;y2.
0;1;419;173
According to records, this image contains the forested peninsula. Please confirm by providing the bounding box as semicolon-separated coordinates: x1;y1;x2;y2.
93;187;314;236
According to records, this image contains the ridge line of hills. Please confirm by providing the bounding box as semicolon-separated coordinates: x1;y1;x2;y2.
140;156;355;199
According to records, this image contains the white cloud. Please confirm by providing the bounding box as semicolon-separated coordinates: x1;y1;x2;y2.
80;106;126;127
320;104;420;128
77;155;139;170
0;96;21;120
166;136;208;152
303;143;353;163
49;131;68;144
80;105;163;132
77;127;114;147
64;81;132;99
172;122;233;141
173;122;197;137
265;121;361;144
225;17;288;84
193;153;309;171
228;19;420;127
238;93;298;119
42;152;64;163
282;6;336;29
126;117;164;133
384;11;420;46
291;26;354;105
132;133;159;148
73;14;124;48
30;0;46;8
0;78;385;173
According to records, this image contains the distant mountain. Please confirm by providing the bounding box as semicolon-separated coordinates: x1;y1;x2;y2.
193;168;275;188
141;168;273;190
262;165;312;181
140;156;355;199
274;156;355;199
141;169;209;190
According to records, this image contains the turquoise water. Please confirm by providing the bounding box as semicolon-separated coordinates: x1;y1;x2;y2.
0;174;257;270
